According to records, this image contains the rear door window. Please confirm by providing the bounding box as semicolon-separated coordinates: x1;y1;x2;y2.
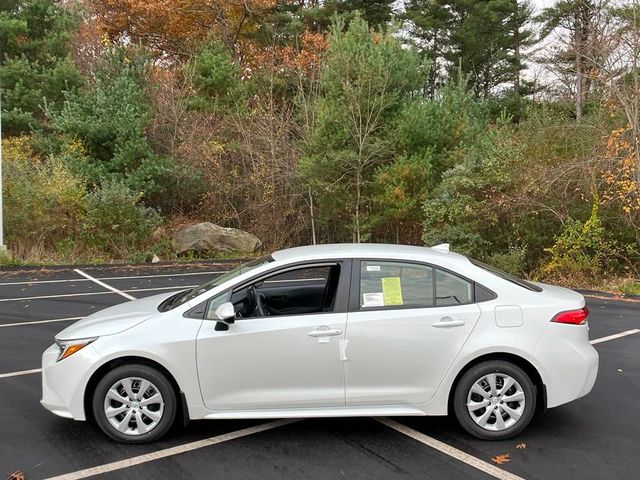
359;261;434;309
357;260;479;310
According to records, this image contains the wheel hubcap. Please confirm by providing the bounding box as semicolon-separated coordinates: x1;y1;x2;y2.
103;377;164;436
466;373;525;432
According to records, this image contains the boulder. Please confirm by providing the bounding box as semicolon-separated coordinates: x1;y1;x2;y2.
173;222;262;254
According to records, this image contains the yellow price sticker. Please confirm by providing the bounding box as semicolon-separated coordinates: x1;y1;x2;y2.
381;277;403;306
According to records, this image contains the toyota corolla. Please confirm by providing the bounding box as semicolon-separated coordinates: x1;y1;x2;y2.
41;243;598;443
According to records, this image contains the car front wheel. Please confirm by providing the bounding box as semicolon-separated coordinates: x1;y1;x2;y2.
453;360;536;440
92;364;176;443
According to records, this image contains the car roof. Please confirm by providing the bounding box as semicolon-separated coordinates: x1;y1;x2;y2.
271;243;467;263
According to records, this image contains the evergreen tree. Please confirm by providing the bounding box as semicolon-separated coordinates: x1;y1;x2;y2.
404;0;535;98
0;0;83;134
404;0;452;98
536;0;602;120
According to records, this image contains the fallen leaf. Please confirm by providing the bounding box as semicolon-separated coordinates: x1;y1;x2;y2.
8;471;26;480
515;442;526;450
491;453;511;465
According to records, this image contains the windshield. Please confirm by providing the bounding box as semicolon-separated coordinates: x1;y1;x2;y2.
163;256;274;310
470;259;543;292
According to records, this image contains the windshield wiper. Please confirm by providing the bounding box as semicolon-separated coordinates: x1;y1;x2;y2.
158;288;193;311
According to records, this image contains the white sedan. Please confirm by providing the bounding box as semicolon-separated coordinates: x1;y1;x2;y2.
41;244;598;443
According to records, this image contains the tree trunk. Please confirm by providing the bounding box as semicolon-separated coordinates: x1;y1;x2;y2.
513;1;520;95
309;187;317;245
355;166;362;243
575;8;583;121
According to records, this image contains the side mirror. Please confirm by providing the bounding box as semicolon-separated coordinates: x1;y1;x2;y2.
215;302;236;324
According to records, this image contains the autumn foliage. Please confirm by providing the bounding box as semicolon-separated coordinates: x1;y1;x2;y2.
88;0;277;56
1;0;640;288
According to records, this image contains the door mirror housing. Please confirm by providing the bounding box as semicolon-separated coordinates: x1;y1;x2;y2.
215;302;236;324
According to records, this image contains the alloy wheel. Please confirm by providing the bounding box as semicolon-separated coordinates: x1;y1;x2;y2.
103;377;165;436
466;373;526;431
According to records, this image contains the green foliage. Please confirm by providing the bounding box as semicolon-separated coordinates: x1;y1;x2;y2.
422;122;517;257
394;81;487;180
486;245;529;276
404;0;535;98
540;200;629;284
50;47;172;194
614;279;640;296
186;42;247;111
301;14;423;241
0;0;84;134
2;135;86;248
81;182;162;257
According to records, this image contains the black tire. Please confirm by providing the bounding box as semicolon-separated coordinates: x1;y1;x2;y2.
92;364;177;444
453;360;536;440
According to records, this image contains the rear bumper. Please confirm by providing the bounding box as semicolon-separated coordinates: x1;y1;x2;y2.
535;323;599;408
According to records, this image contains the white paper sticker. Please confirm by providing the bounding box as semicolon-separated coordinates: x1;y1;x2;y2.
366;265;381;272
362;292;384;307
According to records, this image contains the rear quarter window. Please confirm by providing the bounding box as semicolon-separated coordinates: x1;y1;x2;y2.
470;259;542;292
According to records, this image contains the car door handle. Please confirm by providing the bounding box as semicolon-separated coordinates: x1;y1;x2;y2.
308;328;342;337
432;317;465;328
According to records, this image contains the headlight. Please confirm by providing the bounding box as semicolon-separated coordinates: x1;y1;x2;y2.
55;337;98;362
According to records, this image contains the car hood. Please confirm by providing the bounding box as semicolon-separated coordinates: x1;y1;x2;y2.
55;291;177;340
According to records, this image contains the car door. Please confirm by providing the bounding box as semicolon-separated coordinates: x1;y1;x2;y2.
195;260;351;411
344;259;482;406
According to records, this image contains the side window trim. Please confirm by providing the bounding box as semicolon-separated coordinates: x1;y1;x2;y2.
186;259;353;320
349;258;496;313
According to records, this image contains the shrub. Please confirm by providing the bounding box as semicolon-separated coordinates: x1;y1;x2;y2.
539;200;632;286
3;136;86;257
81;182;162;258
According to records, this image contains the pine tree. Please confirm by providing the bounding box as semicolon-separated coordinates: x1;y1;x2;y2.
537;0;602;120
404;0;535;98
0;0;83;134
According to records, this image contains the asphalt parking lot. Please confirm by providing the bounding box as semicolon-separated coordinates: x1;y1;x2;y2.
0;262;638;480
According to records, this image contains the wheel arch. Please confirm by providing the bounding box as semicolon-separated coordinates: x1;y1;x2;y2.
83;356;190;426
447;352;547;414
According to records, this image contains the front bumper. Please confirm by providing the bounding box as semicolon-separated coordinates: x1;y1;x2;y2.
41;343;99;421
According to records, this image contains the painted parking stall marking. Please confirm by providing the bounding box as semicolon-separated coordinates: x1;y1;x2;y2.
0;270;226;287
0;316;82;328
73;269;137;301
590;328;640;345
378;418;526;480
43;419;300;480
0;368;42;379
0;284;198;303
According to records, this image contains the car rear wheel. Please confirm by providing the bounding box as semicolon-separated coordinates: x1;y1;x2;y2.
453;360;536;440
92;364;176;443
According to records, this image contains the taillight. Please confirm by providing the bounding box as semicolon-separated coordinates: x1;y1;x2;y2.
551;307;589;325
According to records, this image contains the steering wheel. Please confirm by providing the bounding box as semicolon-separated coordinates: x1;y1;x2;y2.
248;285;269;317
255;291;270;317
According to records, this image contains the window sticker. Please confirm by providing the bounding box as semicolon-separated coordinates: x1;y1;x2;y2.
381;277;404;305
362;292;384;307
366;265;381;272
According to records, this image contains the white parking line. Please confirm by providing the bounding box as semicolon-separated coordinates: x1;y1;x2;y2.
590;329;640;345
0;316;81;328
44;419;300;480
377;418;525;480
0;368;42;379
0;270;226;287
74;269;137;301
0;284;196;303
0;277;324;303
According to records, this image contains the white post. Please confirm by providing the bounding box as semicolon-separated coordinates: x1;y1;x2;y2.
0;85;6;253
